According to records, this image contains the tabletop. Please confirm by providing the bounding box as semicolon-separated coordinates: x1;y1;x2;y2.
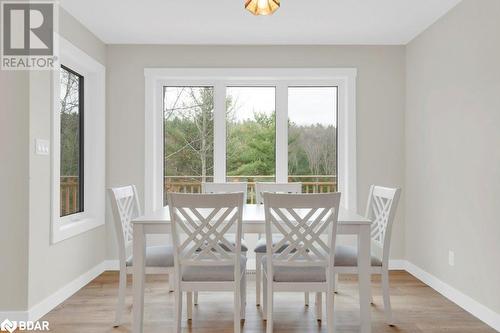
133;204;371;225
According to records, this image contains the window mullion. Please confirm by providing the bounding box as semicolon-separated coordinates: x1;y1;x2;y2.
275;82;288;183
213;82;226;182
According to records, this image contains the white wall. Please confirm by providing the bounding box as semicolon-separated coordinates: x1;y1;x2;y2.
0;70;30;311
105;45;406;261
26;8;107;308
406;0;500;315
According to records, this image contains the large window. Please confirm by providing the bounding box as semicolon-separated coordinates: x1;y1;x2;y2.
288;87;337;193
226;87;275;203
148;68;357;212
60;65;84;216
163;87;214;205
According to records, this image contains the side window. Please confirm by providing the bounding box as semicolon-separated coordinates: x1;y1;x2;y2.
60;65;84;216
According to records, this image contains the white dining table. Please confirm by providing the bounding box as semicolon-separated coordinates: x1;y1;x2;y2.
132;204;372;333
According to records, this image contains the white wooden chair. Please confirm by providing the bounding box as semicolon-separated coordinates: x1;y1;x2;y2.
108;185;175;327
253;182;304;306
334;185;401;325
198;182;249;305
168;192;247;333
262;192;341;333
202;182;248;204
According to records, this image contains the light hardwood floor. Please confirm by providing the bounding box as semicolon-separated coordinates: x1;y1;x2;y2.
41;271;495;333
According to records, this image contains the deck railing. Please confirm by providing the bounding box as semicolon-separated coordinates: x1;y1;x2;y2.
60;176;80;215
164;175;337;204
61;175;338;213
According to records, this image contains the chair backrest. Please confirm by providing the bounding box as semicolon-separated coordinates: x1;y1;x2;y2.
255;182;302;205
263;192;341;272
108;185;142;261
365;185;401;263
168;192;244;274
202;182;248;204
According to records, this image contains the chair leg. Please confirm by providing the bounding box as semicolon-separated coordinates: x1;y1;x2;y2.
234;281;241;333
114;267;127;327
194;292;199;305
266;278;273;333
240;274;247;320
187;292;193;320
256;254;262;306
174;289;182;333
168;273;175;292
262;274;267;320
315;292;322;321
382;270;394;325
334;273;339;293
328;273;336;333
304;292;309;306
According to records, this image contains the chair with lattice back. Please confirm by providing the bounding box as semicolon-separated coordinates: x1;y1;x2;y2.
262;192;341;333
334;185;401;325
253;182;307;307
108;185;175;327
168;192;246;333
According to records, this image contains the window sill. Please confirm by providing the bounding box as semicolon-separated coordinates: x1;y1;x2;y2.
52;217;104;244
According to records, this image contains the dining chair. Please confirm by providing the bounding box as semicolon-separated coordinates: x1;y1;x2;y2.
168;192;247;333
334;185;401;325
198;182;249;305
253;182;304;306
108;185;175;327
203;182;248;204
262;192;341;333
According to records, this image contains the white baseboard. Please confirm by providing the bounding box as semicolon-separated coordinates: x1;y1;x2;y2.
388;259;407;270
104;259;120;271
28;261;106;322
404;261;500;332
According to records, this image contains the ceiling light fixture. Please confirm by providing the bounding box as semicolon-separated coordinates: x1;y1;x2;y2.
245;0;280;16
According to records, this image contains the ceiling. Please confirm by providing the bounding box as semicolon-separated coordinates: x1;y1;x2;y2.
60;0;462;45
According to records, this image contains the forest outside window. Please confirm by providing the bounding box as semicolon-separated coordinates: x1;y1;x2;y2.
162;85;338;203
60;65;84;216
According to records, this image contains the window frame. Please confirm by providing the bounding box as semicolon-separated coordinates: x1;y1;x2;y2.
59;64;85;216
51;36;106;243
145;68;357;213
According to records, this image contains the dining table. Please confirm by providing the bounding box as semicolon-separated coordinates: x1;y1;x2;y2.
131;204;373;333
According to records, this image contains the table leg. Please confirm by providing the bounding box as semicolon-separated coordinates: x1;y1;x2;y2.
133;224;146;333
358;225;372;333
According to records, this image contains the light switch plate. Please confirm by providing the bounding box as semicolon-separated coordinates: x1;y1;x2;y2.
35;139;50;155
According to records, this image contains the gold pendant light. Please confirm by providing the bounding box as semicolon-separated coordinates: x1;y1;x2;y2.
245;0;280;16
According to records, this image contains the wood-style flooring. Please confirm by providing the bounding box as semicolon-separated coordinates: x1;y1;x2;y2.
41;271;496;333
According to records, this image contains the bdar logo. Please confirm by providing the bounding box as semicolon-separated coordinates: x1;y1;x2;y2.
0;319;17;333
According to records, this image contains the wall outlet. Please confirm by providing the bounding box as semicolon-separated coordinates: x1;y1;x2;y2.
448;250;455;266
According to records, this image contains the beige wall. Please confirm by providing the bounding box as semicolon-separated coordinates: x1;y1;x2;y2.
26;8;107;308
0;71;30;311
406;0;500;314
106;45;407;260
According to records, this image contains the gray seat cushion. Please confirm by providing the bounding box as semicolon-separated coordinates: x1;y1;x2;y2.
254;236;287;253
182;256;247;282
126;245;174;267
261;246;382;282
334;245;382;267
262;256;326;282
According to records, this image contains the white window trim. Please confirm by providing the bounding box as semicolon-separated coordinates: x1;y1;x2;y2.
144;68;357;213
51;36;106;243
